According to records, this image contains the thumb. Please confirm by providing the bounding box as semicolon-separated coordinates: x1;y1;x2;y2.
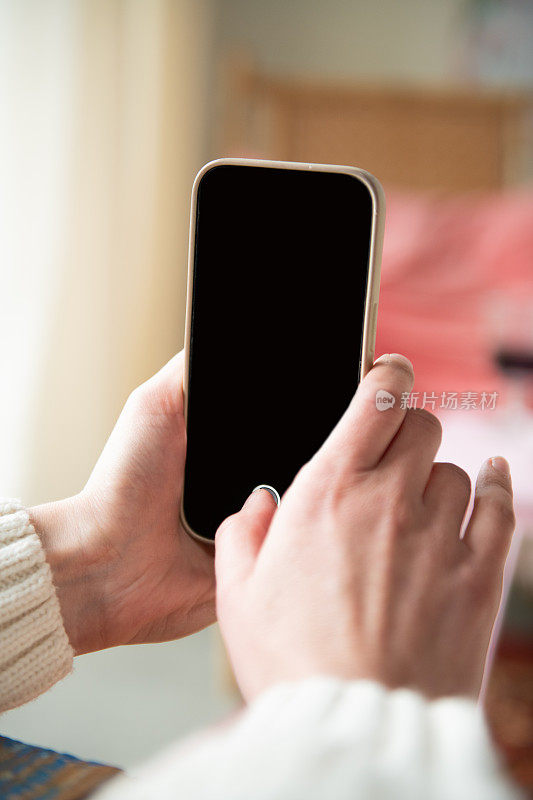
215;486;279;587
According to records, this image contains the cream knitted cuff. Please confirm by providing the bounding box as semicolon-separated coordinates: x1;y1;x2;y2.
0;499;73;713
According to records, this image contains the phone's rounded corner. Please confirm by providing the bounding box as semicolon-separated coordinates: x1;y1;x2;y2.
365;170;385;210
347;168;385;221
192;158;237;197
192;162;217;197
180;502;216;547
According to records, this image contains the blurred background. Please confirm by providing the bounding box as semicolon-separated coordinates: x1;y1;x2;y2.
1;0;533;791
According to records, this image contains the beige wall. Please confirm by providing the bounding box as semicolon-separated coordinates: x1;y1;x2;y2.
0;0;215;506
213;0;466;85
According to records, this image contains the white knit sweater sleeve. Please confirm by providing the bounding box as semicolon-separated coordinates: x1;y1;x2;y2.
0;499;73;712
94;678;522;800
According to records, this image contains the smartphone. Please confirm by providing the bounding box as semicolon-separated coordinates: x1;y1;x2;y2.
181;158;384;543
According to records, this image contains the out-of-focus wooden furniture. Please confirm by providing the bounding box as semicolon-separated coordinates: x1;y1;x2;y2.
486;635;533;797
219;58;533;190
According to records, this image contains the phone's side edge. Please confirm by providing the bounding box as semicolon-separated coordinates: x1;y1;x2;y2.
357;171;385;380
180;163;217;545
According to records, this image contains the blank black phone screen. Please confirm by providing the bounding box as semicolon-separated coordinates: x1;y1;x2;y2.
182;164;373;540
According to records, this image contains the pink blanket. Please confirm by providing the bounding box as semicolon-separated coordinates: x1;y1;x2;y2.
376;190;533;400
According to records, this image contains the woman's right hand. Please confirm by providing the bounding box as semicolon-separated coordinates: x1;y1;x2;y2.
215;354;515;702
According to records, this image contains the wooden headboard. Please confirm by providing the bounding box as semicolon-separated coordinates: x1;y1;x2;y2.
219;58;533;191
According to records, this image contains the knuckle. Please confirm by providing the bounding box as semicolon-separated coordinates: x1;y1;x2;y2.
291;461;319;499
295;459;322;488
407;408;442;441
215;514;238;540
221;513;239;534
442;463;472;494
297;457;338;497
291;459;363;524
384;492;417;536
291;462;335;518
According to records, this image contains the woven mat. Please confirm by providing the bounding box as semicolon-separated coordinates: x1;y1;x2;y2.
0;736;121;800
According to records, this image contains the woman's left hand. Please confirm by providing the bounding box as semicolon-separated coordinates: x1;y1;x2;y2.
30;351;215;655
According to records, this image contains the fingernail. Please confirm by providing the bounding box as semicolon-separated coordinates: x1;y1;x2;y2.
490;456;510;476
253;484;281;507
374;353;413;371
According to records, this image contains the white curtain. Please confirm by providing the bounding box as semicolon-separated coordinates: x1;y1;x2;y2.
0;0;214;504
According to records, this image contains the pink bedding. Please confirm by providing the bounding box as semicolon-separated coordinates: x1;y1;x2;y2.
376;190;533;402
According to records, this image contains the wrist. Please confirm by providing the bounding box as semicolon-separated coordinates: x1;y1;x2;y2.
29;495;110;656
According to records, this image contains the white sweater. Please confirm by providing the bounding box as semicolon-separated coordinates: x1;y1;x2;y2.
0;500;523;799
0;499;72;712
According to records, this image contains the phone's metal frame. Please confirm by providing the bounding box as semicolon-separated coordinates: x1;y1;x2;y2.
180;157;385;544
